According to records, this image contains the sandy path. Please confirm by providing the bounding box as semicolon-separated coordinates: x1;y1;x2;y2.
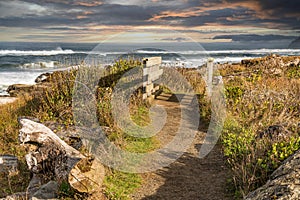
132;93;232;200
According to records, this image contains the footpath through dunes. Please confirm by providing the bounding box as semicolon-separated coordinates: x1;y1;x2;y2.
132;93;233;200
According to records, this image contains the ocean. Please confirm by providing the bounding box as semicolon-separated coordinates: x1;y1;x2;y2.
1;42;300;95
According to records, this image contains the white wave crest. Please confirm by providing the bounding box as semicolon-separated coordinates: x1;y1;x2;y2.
20;61;59;69
135;49;300;55
0;49;75;56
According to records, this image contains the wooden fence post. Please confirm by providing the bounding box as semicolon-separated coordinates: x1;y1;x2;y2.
142;57;163;101
207;58;214;97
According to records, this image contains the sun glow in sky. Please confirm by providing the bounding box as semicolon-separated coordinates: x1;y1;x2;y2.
0;0;299;43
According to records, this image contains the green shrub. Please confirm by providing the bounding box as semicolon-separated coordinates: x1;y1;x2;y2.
222;119;255;160
287;65;300;78
29;70;77;125
220;59;300;197
225;86;244;99
266;137;300;169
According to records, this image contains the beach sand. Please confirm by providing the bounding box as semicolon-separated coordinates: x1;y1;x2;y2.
0;97;17;105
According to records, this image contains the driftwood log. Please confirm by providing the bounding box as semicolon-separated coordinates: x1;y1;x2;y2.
18;118;105;198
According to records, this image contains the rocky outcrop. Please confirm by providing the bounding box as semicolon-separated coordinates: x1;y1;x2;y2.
245;149;300;200
257;125;288;140
240;55;300;78
32;181;58;200
7;84;34;97
6;70;70;97
6;83;51;97
2;183;59;200
35;73;51;83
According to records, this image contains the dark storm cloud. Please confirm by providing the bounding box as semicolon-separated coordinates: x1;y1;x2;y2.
179;29;245;34
46;27;86;31
16;34;71;40
253;0;299;17
150;0;300;30
156;8;299;30
0;0;166;27
0;16;81;27
158;7;257;27
220;0;300;15
0;0;299;38
86;4;156;25
228;0;300;28
161;37;189;42
213;34;298;41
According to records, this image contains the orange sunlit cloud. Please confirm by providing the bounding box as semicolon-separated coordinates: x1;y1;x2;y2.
73;1;103;7
149;0;277;23
76;11;93;19
149;7;211;21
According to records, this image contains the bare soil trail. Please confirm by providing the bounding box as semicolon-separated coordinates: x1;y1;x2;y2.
132;93;233;200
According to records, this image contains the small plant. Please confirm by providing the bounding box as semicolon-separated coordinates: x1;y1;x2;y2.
246;71;262;83
225;86;244;101
59;181;74;197
225;85;245;110
266;137;300;168
287;65;300;79
103;170;141;200
0;161;30;198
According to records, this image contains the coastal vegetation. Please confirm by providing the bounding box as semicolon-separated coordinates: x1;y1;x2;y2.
0;58;158;199
220;56;300;197
0;55;299;199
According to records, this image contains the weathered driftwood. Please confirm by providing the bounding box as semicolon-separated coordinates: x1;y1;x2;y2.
18;118;105;197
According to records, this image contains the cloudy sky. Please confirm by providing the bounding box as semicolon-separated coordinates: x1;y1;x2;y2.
0;0;299;43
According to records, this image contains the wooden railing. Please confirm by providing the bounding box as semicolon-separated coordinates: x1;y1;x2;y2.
141;56;221;100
